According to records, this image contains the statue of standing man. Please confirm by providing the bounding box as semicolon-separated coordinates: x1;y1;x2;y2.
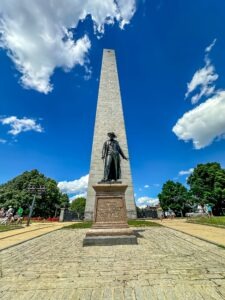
101;132;128;182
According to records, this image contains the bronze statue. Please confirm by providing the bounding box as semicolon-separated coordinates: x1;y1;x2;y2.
101;132;128;182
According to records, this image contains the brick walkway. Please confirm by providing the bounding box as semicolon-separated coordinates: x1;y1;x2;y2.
0;222;74;250
153;218;225;247
1;227;225;299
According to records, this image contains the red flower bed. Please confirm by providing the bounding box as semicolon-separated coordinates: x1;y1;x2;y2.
46;217;59;222
23;216;59;222
32;217;44;221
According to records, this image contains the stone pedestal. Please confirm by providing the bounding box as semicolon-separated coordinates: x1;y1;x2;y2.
83;184;137;246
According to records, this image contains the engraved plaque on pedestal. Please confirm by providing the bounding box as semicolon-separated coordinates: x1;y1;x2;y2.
92;184;129;229
83;184;137;246
95;197;125;223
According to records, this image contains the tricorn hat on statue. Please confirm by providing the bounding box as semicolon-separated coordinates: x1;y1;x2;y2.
107;132;117;138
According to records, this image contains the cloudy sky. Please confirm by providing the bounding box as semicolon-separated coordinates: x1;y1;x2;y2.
1;0;225;208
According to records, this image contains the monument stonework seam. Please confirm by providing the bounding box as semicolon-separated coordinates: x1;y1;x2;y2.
85;49;137;220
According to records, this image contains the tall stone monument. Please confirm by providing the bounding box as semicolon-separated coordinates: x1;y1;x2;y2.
85;49;136;220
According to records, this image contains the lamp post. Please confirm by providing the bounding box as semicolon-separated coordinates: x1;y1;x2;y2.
26;185;46;227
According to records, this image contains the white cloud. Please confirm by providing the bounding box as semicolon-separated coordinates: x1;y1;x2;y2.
173;91;225;149
69;192;87;202
144;183;160;188
0;139;7;144
173;38;225;150
153;183;160;187
178;168;194;176
185;60;218;104
0;0;136;93
58;174;89;195
185;39;218;104
138;205;148;209
136;196;159;208
205;38;217;53
0;116;43;135
116;0;136;29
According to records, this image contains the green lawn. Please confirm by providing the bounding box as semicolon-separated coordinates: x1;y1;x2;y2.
62;221;93;229
187;216;225;228
0;224;23;232
128;220;161;227
62;219;161;229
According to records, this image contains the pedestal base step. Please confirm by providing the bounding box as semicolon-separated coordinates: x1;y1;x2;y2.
86;228;134;236
83;235;137;246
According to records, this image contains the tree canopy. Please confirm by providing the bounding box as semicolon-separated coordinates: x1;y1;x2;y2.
0;169;69;217
157;162;225;216
187;162;225;215
158;180;189;216
70;197;86;219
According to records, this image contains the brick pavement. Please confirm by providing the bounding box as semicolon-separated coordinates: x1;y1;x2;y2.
0;222;74;250
152;218;225;247
1;227;225;299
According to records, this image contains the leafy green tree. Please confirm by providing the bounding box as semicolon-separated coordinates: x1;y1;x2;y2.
158;180;189;216
70;197;86;219
187;163;225;215
0;169;69;217
60;194;70;209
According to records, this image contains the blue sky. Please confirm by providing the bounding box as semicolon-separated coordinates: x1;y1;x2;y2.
1;0;225;207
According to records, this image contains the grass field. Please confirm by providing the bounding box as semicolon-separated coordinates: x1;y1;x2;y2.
62;221;93;229
187;216;225;228
128;220;161;227
0;224;23;232
63;219;161;229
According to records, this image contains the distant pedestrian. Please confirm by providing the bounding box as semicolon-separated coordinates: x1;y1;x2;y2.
160;211;164;222
8;206;15;223
17;207;23;217
16;207;23;224
205;204;213;218
168;210;174;220
6;206;14;217
171;211;175;219
0;207;5;218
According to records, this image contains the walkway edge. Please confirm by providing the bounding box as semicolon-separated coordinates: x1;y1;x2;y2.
160;223;225;249
0;225;55;240
0;227;62;252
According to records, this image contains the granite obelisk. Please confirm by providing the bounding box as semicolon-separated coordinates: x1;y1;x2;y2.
85;49;136;220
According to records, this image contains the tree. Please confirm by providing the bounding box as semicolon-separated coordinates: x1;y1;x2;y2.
187;163;225;215
0;169;69;217
158;180;189;216
70;197;86;219
60;194;70;209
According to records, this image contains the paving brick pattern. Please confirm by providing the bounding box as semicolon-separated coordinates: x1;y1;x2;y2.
1;227;225;299
152;218;225;247
0;222;74;250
